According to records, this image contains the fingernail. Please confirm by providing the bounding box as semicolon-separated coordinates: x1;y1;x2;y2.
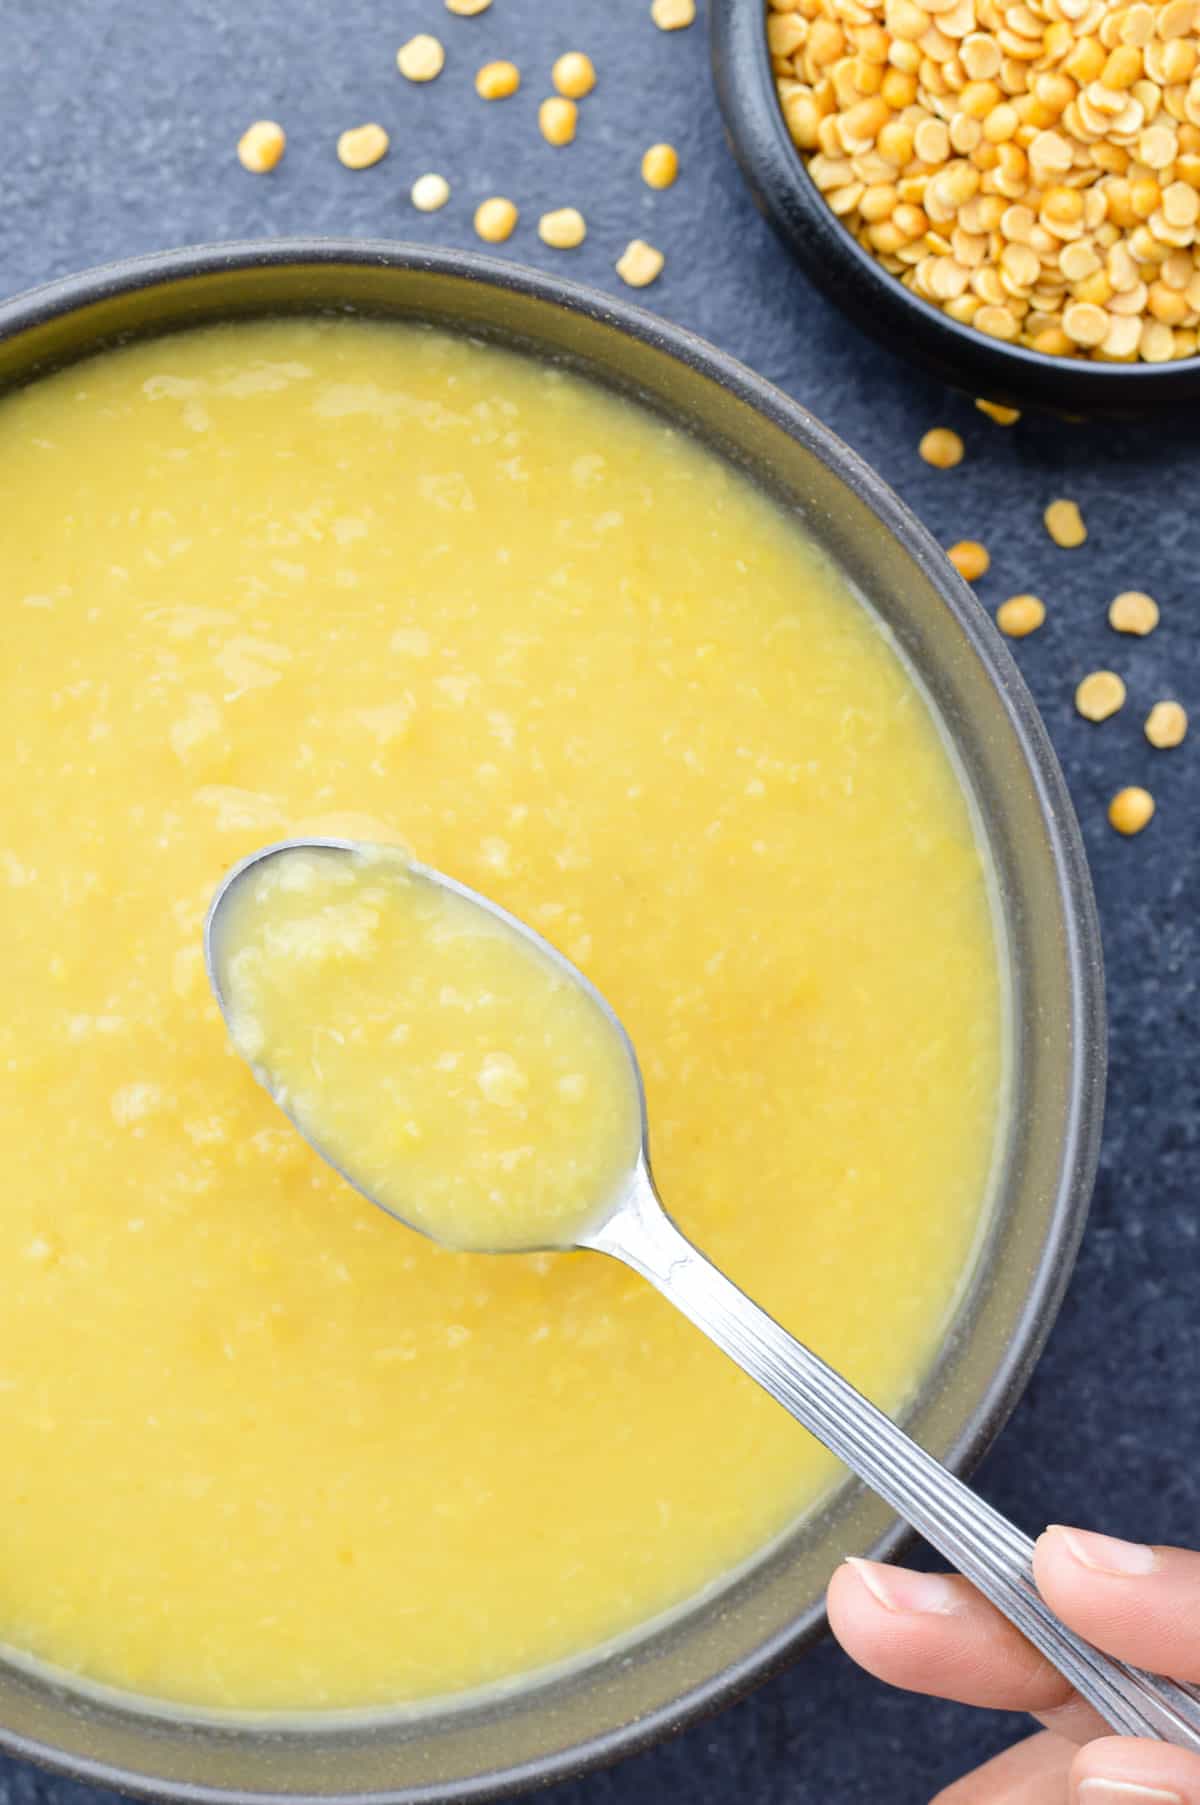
845;1558;961;1615
1052;1526;1159;1577
1078;1781;1184;1803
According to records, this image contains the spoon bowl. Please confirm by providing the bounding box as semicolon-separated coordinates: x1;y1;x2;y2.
207;838;1200;1757
205;835;650;1255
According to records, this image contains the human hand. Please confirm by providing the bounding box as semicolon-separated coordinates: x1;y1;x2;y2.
828;1525;1200;1803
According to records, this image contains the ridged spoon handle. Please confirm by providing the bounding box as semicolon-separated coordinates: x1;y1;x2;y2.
586;1166;1200;1752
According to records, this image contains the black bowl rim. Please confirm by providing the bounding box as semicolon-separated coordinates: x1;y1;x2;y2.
709;0;1200;414
0;238;1105;1805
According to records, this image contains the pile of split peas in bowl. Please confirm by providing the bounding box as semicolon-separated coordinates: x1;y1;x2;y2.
770;0;1200;363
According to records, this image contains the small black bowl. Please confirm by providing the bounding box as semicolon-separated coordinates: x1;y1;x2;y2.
710;0;1200;416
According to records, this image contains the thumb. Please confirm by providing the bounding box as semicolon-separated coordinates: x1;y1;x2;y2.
1034;1527;1200;1682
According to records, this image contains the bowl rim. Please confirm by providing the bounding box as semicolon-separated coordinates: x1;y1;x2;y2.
708;0;1200;413
0;237;1106;1804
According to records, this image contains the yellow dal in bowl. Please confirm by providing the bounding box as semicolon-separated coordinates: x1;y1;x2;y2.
0;319;1001;1711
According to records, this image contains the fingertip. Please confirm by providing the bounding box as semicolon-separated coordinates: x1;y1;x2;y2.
1038;1525;1159;1582
1036;1527;1200;1686
825;1557;858;1619
1071;1735;1200;1804
826;1559;915;1682
828;1558;963;1648
826;1558;880;1657
1034;1526;1166;1650
840;1558;964;1615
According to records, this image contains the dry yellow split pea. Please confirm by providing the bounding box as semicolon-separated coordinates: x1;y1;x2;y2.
616;239;666;287
1108;590;1160;634
948;539;989;580
996;593;1045;636
337;124;390;170
770;0;1200;364
642;143;680;188
1108;786;1156;835
1045;499;1087;548
237;121;286;174
1076;669;1126;721
445;0;492;13
475;196;519;242
540;97;578;145
975;400;1021;425
1145;699;1189;747
397;34;445;82
552;52;596;98
411;173;451;213
476;60;521;99
919;426;964;467
652;0;696;26
538;207;587;248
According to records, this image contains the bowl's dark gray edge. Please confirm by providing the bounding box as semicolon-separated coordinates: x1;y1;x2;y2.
0;238;1107;1805
707;0;1200;416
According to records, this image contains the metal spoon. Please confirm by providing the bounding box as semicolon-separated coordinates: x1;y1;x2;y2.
207;837;1200;1751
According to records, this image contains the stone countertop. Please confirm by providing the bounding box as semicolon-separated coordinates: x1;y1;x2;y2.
2;2;1197;1800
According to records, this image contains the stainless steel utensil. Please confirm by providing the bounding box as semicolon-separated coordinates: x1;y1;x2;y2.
208;837;1196;1752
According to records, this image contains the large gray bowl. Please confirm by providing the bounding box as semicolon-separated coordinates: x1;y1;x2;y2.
0;241;1105;1805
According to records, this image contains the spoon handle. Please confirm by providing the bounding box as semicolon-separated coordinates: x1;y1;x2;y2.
588;1172;1200;1751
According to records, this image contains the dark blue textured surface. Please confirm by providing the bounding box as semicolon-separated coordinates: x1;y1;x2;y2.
2;3;1198;1801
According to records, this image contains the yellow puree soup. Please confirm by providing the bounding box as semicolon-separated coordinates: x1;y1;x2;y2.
0;318;1002;1712
216;846;642;1251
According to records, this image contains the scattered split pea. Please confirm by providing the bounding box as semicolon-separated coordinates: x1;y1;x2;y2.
996;594;1045;637
397;34;445;82
476;60;521;99
1044;499;1087;548
947;540;989;581
616;239;665;287
237;121;286;173
552;52;596;98
444;0;492;13
1076;670;1126;721
642;144;680;189
337;125;390;170
474;197;519;242
411;173;451;213
919;427;964;468
651;0;696;26
538;207;587;249
975;401;1021;425
1108;591;1160;634
539;97;578;146
1108;787;1156;835
1145;700;1189;748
